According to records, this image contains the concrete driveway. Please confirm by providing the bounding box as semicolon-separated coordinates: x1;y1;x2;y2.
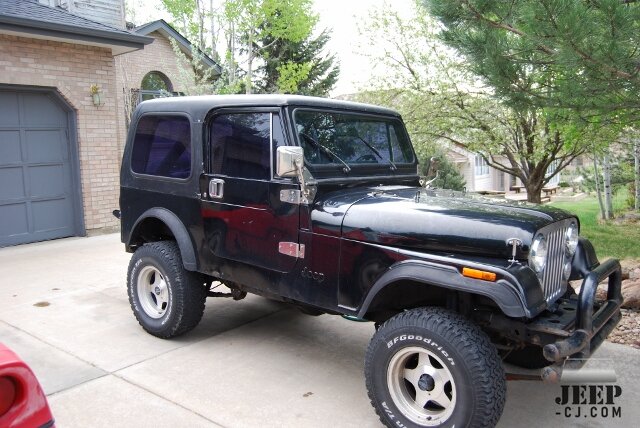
0;234;638;427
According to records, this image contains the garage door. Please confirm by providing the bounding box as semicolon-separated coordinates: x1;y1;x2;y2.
0;88;82;247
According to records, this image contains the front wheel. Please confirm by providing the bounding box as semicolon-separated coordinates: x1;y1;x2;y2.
365;307;506;428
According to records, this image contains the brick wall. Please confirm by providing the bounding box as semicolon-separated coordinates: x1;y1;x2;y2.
0;34;121;233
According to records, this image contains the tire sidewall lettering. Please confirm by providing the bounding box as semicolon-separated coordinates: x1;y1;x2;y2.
386;334;455;366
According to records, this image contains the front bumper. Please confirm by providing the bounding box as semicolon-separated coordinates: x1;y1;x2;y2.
539;258;622;382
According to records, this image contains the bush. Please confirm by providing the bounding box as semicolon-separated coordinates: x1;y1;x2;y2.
558;181;570;188
418;152;466;191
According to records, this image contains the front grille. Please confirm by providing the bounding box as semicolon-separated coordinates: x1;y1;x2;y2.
539;222;569;303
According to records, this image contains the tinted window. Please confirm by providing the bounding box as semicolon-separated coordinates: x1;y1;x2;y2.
210;113;271;180
131;115;191;178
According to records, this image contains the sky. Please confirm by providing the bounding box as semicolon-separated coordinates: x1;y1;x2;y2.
127;0;415;96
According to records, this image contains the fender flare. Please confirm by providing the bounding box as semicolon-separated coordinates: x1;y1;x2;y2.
356;259;530;319
128;207;198;271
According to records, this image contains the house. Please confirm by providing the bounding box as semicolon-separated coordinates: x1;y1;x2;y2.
0;0;219;247
447;142;561;194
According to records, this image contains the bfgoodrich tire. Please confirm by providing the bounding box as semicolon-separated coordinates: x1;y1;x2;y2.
365;307;506;428
127;241;207;338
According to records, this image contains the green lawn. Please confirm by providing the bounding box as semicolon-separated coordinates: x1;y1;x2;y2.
550;196;640;260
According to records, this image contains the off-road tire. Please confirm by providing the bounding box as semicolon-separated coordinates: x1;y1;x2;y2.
127;241;207;338
365;307;506;428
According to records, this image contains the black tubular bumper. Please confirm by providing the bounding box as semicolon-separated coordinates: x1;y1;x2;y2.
540;258;622;381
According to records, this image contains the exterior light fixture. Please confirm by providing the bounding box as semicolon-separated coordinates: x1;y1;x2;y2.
90;84;103;107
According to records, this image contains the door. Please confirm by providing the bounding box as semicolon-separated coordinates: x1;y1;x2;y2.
0;88;81;247
201;110;300;274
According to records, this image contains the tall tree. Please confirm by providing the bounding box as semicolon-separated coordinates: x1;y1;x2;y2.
360;1;604;203
159;0;200;44
256;28;340;95
424;0;640;122
224;0;317;94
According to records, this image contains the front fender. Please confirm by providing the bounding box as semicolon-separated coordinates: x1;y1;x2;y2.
127;207;198;271
356;259;533;319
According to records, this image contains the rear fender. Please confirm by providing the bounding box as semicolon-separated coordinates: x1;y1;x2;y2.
127;207;197;271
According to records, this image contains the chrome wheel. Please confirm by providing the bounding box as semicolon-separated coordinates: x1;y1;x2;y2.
136;265;169;319
387;346;456;426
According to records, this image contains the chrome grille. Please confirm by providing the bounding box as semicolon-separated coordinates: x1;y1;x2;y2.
539;223;568;303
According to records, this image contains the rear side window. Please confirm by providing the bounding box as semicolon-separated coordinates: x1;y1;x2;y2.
210;113;271;180
131;115;191;179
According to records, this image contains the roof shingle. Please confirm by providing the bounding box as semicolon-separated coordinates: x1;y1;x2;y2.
0;0;134;36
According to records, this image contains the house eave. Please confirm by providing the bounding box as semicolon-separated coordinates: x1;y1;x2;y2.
134;19;221;74
0;16;152;55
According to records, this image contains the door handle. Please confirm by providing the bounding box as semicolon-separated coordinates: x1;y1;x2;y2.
209;178;224;199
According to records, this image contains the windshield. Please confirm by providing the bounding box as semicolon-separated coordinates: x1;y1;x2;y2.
293;110;415;170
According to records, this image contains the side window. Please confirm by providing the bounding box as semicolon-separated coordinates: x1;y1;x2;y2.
210;113;271;180
131;115;191;179
388;125;413;163
271;113;287;173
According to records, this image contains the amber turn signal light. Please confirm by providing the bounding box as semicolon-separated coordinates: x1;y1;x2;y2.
462;267;497;282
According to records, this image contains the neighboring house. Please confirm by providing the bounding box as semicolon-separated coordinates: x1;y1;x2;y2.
0;0;219;247
447;143;560;193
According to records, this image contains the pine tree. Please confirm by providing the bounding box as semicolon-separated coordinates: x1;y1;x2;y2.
257;28;340;96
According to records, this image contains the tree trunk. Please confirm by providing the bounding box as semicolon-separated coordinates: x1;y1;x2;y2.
635;139;640;211
246;32;253;94
227;22;236;85
209;0;217;61
603;154;614;219
525;180;543;204
593;156;606;220
181;16;188;36
196;0;204;48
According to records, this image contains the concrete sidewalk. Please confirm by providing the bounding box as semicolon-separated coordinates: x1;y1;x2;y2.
0;234;638;427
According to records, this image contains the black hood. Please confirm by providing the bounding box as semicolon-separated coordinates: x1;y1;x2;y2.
310;186;574;259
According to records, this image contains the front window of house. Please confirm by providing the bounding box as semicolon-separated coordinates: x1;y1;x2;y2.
475;155;489;176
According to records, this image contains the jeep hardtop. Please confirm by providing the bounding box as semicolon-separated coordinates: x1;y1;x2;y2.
117;94;622;428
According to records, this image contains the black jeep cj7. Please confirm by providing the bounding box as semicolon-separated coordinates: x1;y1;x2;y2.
117;95;622;428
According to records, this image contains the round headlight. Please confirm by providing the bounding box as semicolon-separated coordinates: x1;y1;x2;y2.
566;222;579;256
529;234;547;273
563;261;572;279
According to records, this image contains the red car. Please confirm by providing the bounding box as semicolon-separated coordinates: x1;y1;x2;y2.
0;344;54;428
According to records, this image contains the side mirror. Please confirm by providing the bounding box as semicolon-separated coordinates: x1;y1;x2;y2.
276;146;304;177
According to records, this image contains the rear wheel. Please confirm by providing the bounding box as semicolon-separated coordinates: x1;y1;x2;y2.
127;241;207;338
365;307;506;427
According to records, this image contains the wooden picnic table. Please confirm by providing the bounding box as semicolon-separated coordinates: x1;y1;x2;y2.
542;186;559;196
510;185;524;194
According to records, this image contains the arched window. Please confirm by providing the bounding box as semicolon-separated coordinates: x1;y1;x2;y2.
140;71;173;101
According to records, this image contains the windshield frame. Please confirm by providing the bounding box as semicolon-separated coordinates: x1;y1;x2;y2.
289;107;417;179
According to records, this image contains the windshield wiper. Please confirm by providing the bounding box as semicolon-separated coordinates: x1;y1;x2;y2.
300;132;351;173
354;135;397;171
